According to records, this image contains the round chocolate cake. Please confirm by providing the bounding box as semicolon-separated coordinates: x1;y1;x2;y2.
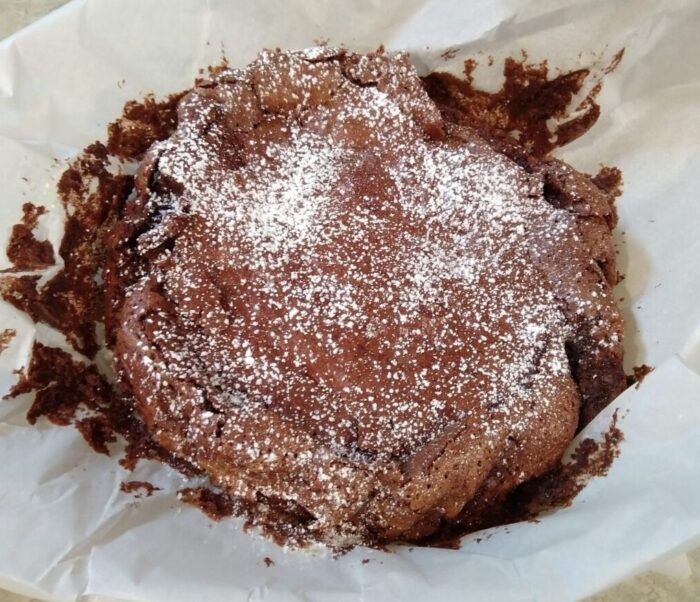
104;48;625;545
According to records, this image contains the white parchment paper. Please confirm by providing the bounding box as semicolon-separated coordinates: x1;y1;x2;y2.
1;1;700;600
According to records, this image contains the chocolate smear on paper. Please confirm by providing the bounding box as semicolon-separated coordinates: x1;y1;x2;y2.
121;480;161;498
430;411;624;548
2;203;54;272
423;50;624;157
0;329;16;355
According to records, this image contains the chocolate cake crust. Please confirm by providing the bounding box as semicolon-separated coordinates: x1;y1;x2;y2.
104;48;625;545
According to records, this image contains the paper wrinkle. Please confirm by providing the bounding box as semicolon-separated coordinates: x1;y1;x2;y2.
2;0;700;601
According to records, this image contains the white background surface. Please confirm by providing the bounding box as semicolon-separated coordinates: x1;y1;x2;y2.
1;1;700;601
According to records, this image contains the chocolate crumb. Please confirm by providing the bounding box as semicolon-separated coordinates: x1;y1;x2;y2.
120;480;161;498
1;143;134;357
2;87;187;380
631;364;654;389
593;166;624;198
361;558;370;565
263;557;274;568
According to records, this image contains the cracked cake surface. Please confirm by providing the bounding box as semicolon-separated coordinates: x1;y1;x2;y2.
104;48;625;545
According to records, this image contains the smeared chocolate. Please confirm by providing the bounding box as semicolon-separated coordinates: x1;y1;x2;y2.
506;411;624;520
179;487;237;521
0;91;187;357
2;203;54;271
2;342;197;476
422;51;624;157
75;416;117;455
0;329;15;354
1;147;131;357
107;93;187;161
5;343;110;428
429;412;624;548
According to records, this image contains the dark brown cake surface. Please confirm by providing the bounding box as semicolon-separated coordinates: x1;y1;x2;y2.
104;48;625;545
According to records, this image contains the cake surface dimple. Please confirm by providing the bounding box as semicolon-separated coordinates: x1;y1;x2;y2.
104;48;625;545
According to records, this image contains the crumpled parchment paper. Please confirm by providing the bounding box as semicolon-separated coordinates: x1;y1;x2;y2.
1;1;700;600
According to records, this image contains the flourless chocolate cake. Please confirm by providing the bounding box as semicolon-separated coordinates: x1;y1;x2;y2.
104;48;625;545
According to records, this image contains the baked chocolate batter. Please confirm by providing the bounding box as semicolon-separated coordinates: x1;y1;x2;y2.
104;48;625;545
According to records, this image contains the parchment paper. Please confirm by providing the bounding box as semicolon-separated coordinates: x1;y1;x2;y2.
1;1;700;601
